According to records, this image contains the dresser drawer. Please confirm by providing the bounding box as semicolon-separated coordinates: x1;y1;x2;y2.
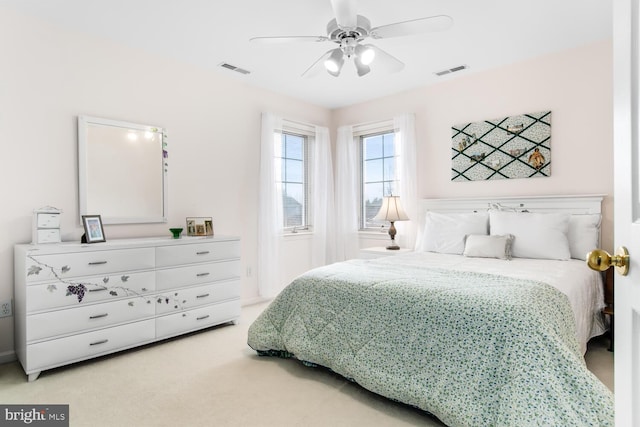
156;280;240;314
155;240;240;267
36;213;61;228
26;271;156;312
26;319;155;372
155;259;240;290
156;300;240;339
26;248;155;283
26;297;156;342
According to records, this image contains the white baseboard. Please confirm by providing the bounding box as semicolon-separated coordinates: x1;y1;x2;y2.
0;350;16;365
241;296;272;307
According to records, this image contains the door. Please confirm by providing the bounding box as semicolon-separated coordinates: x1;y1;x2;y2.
613;0;640;424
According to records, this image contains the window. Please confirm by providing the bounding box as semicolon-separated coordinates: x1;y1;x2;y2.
276;132;309;230
360;131;397;230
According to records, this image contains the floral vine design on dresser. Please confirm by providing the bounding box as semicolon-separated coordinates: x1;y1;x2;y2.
26;254;187;314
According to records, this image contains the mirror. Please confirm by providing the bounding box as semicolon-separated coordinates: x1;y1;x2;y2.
78;115;168;224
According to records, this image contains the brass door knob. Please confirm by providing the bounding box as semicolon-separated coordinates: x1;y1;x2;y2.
586;246;629;276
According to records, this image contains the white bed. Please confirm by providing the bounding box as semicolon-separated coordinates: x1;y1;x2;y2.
413;194;607;354
248;194;613;426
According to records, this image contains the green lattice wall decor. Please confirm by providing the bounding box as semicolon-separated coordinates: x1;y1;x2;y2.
451;111;551;181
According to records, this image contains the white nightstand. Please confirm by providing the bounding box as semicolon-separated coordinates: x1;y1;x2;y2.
359;246;413;259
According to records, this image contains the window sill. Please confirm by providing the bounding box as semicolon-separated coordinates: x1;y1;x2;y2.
282;231;314;239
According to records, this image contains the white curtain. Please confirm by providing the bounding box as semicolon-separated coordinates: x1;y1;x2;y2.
394;113;419;249
311;126;336;267
334;125;360;261
257;113;284;298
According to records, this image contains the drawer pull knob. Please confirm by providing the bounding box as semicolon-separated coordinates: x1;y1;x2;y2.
89;313;109;319
196;251;210;255
89;288;107;293
88;261;108;266
89;339;109;346
196;293;210;299
197;315;210;321
196;272;210;277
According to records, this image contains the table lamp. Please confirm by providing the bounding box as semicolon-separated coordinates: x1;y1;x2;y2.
373;195;409;250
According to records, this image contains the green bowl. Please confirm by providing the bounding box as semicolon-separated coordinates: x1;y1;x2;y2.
169;228;183;239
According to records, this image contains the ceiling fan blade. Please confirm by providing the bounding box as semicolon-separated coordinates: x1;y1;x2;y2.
369;45;404;74
301;49;334;78
370;15;453;39
330;0;358;29
250;36;329;44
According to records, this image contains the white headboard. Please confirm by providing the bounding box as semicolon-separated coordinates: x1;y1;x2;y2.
416;194;604;250
419;194;603;216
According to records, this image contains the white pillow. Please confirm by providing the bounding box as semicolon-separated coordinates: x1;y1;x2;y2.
489;210;571;260
463;234;514;260
568;214;601;260
418;211;489;254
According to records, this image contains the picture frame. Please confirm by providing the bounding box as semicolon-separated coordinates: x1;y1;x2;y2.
186;217;214;237
81;215;106;243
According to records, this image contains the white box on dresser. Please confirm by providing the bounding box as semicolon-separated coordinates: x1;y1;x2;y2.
14;235;241;381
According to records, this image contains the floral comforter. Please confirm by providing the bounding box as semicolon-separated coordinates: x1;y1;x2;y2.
247;258;613;427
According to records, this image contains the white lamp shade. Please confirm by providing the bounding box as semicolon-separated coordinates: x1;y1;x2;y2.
324;48;345;76
354;59;371;77
373;196;409;222
355;44;376;65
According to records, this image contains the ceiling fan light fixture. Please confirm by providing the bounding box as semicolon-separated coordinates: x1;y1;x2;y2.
324;48;345;76
356;44;376;65
354;60;371;76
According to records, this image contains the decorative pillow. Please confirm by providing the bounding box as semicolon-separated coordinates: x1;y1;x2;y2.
489;210;571;260
417;211;489;254
463;234;514;260
568;214;601;260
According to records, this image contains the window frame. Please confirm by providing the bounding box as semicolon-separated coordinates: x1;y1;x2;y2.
355;121;397;231
277;121;315;234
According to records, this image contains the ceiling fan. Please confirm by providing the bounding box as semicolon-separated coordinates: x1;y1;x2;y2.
250;0;453;77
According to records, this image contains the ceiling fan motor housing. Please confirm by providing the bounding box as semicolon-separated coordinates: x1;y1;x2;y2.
327;15;371;43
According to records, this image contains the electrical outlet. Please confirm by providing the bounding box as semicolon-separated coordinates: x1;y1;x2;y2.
0;300;12;318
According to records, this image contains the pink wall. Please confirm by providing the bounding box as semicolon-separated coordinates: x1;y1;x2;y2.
0;7;330;359
333;40;614;251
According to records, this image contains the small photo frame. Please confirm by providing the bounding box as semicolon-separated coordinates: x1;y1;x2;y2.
186;217;214;237
81;215;106;243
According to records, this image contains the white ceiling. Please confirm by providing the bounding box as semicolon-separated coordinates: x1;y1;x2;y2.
1;0;612;109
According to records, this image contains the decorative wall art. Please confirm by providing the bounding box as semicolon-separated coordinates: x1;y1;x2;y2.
451;111;551;181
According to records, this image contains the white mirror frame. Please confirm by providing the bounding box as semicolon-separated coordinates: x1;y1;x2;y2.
78;115;168;225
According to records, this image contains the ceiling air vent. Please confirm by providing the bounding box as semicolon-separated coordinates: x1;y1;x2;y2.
435;65;468;76
218;62;251;75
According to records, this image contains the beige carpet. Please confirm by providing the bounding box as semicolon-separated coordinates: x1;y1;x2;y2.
0;302;613;427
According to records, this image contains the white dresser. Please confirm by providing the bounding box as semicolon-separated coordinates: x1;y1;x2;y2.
14;236;241;381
